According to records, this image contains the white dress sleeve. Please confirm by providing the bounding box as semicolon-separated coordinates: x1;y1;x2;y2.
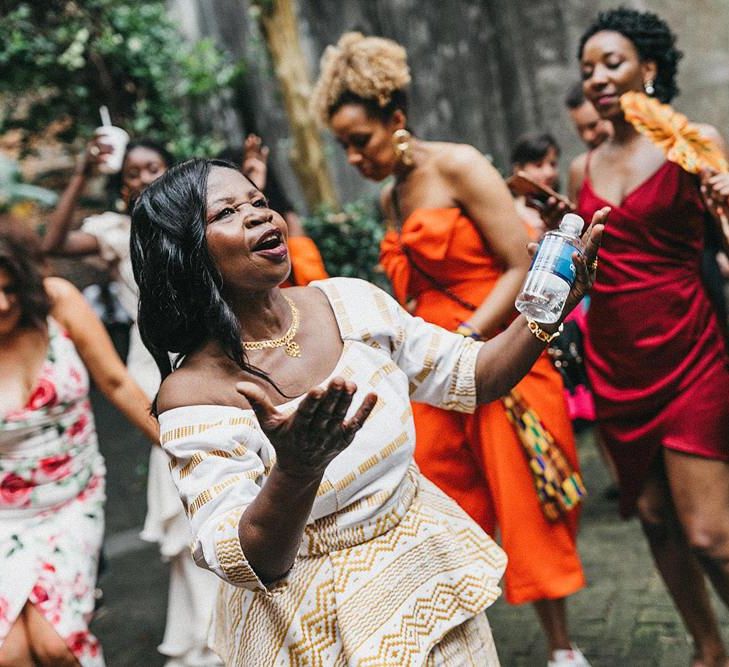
158;405;285;595
312;278;483;413
80;211;131;264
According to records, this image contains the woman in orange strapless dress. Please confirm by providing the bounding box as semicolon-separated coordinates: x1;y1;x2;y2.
312;32;595;666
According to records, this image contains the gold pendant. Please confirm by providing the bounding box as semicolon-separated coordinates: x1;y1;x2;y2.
285;340;301;358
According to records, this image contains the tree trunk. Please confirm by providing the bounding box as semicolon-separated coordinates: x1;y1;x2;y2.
256;0;338;210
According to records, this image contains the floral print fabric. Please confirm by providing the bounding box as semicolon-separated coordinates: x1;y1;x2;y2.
0;318;106;666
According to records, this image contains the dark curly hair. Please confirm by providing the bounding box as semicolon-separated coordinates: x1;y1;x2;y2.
0;224;51;331
578;7;683;103
130;158;282;401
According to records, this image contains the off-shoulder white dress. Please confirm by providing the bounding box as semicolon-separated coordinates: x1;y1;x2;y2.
159;278;507;666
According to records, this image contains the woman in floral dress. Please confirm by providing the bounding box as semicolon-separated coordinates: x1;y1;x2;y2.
0;225;157;667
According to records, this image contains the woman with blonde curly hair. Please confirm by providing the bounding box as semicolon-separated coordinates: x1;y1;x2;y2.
312;32;594;667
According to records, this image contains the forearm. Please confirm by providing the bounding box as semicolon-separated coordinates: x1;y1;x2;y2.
474;314;556;403
467;266;527;339
43;172;87;254
238;465;322;582
103;377;158;443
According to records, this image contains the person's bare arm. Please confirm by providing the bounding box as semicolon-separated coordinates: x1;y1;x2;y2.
439;145;531;339
473;207;609;403
568;153;588;204
46;277;158;443
42;138;108;256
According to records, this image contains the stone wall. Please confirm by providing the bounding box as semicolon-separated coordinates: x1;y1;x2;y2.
167;0;729;211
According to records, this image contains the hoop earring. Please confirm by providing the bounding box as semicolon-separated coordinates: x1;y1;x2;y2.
392;129;414;167
644;79;655;96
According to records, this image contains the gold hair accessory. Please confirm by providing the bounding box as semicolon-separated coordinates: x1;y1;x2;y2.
526;319;563;344
392;128;414;167
589;258;598;271
243;294;301;357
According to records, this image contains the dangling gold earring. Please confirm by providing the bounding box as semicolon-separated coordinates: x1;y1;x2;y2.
392;128;414;167
644;79;655;96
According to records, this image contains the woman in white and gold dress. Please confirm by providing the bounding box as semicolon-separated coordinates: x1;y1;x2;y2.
129;158;606;665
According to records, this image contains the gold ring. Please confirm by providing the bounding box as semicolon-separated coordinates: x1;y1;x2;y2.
89;145;100;157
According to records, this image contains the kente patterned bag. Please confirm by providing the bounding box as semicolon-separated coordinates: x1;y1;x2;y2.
502;391;587;521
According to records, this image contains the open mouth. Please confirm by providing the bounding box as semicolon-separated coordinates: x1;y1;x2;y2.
252;228;284;252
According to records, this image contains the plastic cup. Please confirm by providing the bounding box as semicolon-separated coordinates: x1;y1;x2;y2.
94;126;130;174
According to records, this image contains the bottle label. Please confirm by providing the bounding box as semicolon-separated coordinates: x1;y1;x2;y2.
530;238;578;284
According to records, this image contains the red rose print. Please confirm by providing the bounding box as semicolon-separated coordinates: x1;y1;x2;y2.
30;585;49;604
67;414;89;439
67;630;100;657
27;378;57;410
0;473;34;507
38;454;72;481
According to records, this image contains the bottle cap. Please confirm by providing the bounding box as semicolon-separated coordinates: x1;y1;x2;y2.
560;213;584;236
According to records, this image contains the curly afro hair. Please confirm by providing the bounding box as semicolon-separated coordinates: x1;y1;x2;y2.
311;32;411;126
578;7;683;103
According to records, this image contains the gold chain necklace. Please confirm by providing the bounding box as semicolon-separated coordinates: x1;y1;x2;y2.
242;294;301;358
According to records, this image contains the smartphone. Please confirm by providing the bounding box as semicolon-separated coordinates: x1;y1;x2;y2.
506;171;574;211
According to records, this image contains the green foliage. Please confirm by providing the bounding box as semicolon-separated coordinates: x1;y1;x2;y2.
0;155;58;213
0;1;244;157
303;198;391;292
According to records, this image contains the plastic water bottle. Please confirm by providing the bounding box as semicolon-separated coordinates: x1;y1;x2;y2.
515;213;585;323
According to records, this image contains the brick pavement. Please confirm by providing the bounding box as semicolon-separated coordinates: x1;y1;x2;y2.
90;387;729;666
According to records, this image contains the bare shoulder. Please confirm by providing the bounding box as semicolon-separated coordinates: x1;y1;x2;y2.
45;277;86;325
434;142;490;177
157;350;250;414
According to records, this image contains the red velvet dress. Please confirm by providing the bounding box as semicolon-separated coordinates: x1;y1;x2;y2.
578;159;729;516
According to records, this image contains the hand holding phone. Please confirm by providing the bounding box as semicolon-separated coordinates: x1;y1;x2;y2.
506;171;575;211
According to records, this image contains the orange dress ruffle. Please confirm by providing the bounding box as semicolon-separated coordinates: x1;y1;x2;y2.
380;208;586;604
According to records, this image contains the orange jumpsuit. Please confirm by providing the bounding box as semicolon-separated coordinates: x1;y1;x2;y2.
380;207;585;604
283;236;328;287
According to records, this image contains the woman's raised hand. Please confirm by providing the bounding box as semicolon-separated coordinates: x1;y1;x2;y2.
76;136;113;176
701;171;729;250
526;206;609;319
242;134;270;190
236;378;378;480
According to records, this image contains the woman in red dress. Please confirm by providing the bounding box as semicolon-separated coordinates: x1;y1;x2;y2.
570;9;729;666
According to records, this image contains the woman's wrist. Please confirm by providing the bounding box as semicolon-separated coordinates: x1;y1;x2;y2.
524;317;563;343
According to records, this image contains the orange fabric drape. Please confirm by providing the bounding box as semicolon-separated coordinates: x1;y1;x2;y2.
283;236;328;287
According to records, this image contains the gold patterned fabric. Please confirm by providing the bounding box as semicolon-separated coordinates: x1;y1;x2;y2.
158;278;505;665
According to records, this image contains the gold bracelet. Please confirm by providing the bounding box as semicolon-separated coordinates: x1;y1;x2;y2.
526;318;563;343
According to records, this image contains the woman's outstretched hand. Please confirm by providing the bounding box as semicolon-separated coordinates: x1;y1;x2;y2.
527;206;610;319
236;378;378;480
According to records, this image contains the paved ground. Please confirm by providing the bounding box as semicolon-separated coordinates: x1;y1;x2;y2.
89;375;729;667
